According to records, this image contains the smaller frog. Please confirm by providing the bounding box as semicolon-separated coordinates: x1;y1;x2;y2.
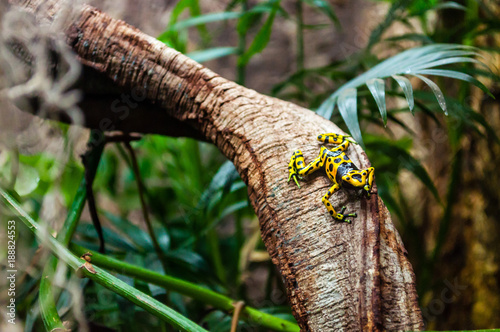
288;133;374;223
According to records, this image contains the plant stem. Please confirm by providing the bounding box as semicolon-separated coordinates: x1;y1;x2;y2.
38;131;105;331
123;141;169;273
237;0;248;85
296;0;304;72
84;130;107;253
69;243;300;332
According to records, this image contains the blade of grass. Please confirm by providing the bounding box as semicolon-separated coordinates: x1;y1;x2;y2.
187;47;238;63
0;188;208;332
237;0;249;85
296;0;304;72
69;243;300;332
238;0;279;67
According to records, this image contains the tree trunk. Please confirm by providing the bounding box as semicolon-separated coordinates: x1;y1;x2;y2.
7;0;423;330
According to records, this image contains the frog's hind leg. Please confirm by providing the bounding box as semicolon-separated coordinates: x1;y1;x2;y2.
317;133;344;144
288;150;323;188
317;133;357;145
331;139;350;153
322;183;357;223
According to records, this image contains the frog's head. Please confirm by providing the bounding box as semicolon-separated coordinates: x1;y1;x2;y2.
341;169;370;188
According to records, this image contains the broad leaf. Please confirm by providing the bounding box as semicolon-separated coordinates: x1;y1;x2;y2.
366;78;387;126
338;88;363;146
317;44;491;143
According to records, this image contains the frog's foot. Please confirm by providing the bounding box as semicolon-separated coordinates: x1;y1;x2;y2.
288;169;301;188
363;185;371;198
362;167;375;198
288;150;303;188
334;206;357;223
345;136;358;145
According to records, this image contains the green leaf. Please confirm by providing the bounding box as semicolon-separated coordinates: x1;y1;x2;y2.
412;74;447;114
157;0;192;43
365;142;441;203
70;242;301;331
157;0;211;50
367;0;411;50
320;44;490;141
198;160;240;212
238;1;279;67
409;1;467;16
164;249;210;274
0;188;209;332
316;96;336;119
219;200;248;219
236;0;286;36
77;224;139;252
169;11;242;31
384;33;434;44
302;0;340;27
187;47;239;63
433;1;467;11
413;90;500;145
376;175;406;223
413;69;494;98
338;88;363;146
102;211;153;252
391;75;414;113
366;78;387;126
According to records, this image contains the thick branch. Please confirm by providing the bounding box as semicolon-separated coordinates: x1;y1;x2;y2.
8;1;423;330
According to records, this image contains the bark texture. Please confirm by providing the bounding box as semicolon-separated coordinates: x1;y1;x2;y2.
9;0;423;330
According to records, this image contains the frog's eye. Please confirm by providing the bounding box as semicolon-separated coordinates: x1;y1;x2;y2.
352;174;362;181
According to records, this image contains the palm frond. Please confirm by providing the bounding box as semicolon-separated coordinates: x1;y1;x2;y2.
317;44;492;145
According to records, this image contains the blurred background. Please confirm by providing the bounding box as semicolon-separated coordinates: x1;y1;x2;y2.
0;0;499;330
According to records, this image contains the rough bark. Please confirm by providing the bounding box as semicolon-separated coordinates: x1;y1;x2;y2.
8;0;424;330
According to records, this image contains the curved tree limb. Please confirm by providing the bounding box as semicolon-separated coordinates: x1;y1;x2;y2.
7;0;423;330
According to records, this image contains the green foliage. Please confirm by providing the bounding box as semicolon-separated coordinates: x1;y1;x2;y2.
316;44;491;145
1;189;209;332
2;0;499;330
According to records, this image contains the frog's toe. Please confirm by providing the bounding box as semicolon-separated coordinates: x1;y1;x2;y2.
345;136;358;144
288;173;301;188
334;213;345;221
334;208;356;223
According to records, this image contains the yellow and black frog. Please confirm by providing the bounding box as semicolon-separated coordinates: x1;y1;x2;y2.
288;133;374;223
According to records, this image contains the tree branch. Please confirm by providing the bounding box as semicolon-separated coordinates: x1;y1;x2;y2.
7;0;423;330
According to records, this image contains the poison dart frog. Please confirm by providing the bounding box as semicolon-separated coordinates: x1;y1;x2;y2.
288;133;374;223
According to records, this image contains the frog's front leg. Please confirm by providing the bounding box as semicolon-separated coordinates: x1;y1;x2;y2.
288;150;322;188
322;183;357;223
364;167;375;197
